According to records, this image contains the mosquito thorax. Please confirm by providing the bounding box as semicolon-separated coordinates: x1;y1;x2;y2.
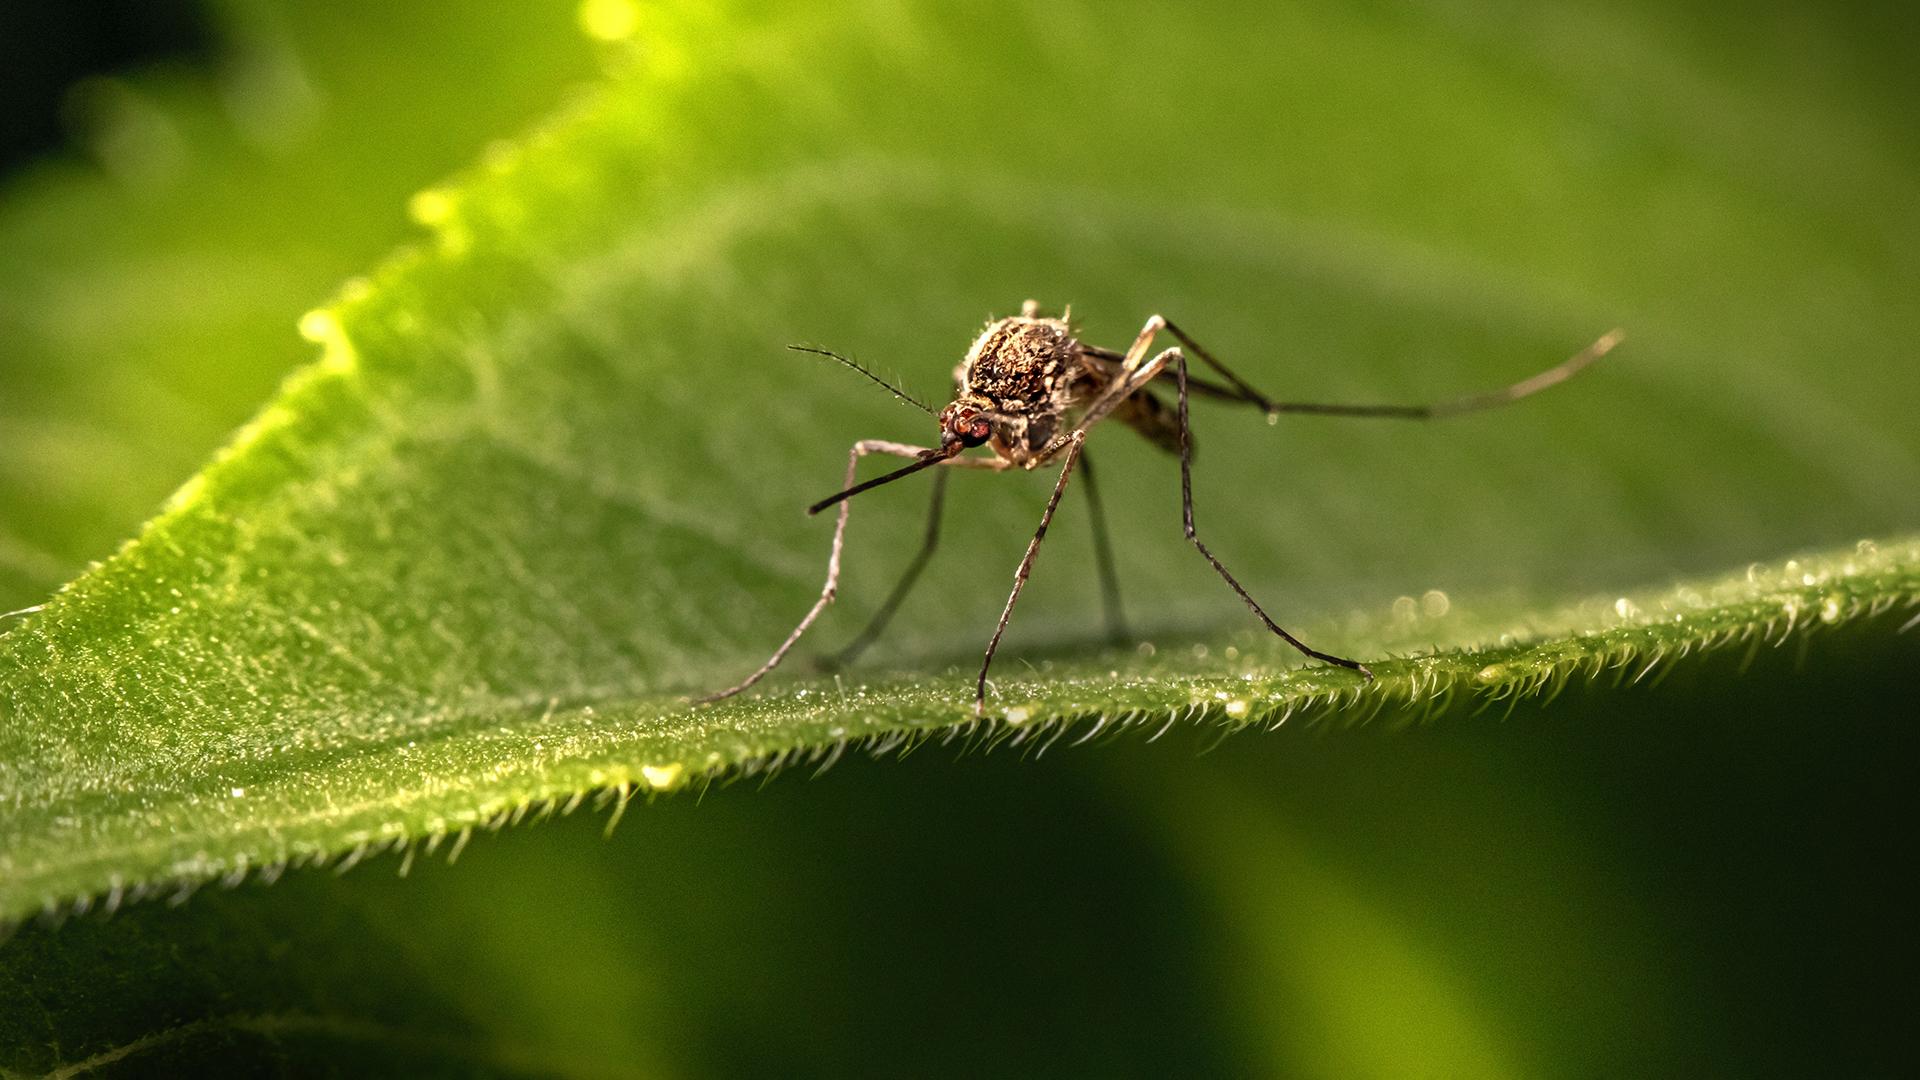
957;315;1083;417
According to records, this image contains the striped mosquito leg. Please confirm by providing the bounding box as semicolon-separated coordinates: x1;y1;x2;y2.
976;430;1086;714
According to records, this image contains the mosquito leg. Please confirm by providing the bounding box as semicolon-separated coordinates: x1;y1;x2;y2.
1036;339;1179;462
1118;314;1167;374
1168;348;1374;680
822;468;949;670
1078;450;1130;643
976;430;1086;715
1156;322;1623;420
1157;319;1281;410
1027;316;1171;464
695;439;940;704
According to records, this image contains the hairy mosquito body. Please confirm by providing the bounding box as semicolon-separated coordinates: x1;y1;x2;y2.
952;313;1092;461
698;300;1622;715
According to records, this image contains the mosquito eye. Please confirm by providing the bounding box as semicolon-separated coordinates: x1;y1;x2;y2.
944;408;990;447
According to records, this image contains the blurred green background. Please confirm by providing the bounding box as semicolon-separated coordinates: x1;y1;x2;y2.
1;1;1915;1076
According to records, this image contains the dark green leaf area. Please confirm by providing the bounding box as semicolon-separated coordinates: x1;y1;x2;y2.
0;883;529;1078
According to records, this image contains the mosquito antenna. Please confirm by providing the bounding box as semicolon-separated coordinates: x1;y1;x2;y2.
789;344;936;416
808;446;958;516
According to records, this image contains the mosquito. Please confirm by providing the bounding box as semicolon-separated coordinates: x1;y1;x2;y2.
699;300;1622;715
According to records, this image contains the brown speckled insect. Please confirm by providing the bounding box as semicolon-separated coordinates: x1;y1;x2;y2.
700;300;1621;715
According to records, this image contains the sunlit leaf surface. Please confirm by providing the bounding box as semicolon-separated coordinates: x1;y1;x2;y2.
5;0;1918;922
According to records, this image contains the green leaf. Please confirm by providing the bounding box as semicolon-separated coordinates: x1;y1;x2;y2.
0;0;596;607
5;644;1912;1076
4;0;1918;939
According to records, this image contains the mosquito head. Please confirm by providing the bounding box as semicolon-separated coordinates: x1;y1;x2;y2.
939;394;994;450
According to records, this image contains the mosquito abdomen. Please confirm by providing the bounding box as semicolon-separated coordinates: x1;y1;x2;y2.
1113;388;1183;457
